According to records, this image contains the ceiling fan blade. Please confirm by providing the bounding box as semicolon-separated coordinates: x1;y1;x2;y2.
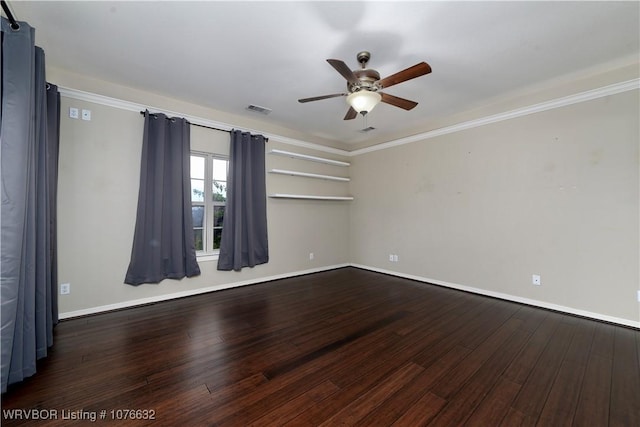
378;62;432;89
327;59;360;85
298;93;347;103
343;107;358;120
380;92;418;110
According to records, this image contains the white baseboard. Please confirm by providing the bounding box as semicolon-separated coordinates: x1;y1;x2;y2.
60;263;639;328
58;263;350;320
350;264;640;329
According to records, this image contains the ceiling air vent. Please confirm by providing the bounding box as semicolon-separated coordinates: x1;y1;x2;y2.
359;126;376;133
246;104;272;115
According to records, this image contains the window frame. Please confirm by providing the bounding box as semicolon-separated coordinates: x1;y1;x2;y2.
190;151;229;259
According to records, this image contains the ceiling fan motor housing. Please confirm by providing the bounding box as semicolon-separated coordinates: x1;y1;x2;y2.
349;68;381;93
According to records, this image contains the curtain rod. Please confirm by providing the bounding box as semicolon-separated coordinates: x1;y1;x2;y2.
139;111;268;142
1;0;19;30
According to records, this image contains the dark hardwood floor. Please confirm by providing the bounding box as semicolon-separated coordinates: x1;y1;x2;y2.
2;267;639;426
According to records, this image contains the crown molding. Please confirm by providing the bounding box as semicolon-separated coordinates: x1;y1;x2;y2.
56;86;351;157
350;78;640;156
58;78;639;158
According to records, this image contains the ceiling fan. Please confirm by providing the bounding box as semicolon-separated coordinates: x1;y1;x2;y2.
298;51;432;120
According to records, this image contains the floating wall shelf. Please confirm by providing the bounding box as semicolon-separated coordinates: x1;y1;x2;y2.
269;169;350;182
268;149;351;201
269;149;350;167
269;194;354;201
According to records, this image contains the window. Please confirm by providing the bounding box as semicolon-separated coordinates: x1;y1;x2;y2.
190;153;229;255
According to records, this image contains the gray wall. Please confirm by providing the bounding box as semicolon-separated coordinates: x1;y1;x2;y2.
50;66;639;326
350;90;639;324
54;69;351;317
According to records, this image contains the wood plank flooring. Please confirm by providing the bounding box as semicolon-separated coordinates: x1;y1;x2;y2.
2;267;639;426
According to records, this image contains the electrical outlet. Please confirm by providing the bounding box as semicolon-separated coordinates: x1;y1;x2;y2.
532;275;541;286
637;290;640;302
69;108;79;119
389;254;394;262
309;252;314;260
81;109;91;121
393;255;399;262
60;283;70;295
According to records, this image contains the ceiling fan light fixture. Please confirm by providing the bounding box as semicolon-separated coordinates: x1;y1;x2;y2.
346;90;381;114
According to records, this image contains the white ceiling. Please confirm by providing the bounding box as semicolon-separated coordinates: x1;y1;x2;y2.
8;1;640;150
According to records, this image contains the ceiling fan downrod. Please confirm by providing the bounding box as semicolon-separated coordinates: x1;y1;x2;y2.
356;51;371;69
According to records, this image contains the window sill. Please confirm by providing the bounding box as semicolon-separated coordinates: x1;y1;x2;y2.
196;253;219;262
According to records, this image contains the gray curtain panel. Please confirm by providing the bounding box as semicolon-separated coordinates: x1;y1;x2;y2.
125;111;201;285
1;18;60;393
46;85;60;326
217;130;269;271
